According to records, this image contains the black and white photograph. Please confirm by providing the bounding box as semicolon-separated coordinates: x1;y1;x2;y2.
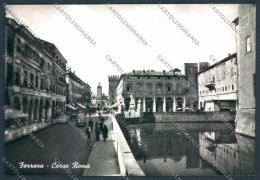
1;1;256;179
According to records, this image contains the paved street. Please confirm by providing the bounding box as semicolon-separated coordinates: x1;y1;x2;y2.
5;115;100;175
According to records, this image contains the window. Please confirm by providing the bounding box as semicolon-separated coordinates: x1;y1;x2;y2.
138;76;140;79
41;78;44;90
7;36;14;56
158;76;160;79
126;85;130;92
225;86;227;91
232;85;234;90
15;72;20;85
222;87;224;91
222;71;226;79
30;73;34;88
177;86;182;93
24;71;28;86
246;36;251;53
167;86;171;92
148;76;150;79
35;76;38;88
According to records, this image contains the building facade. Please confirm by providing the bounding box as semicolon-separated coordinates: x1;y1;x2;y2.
234;4;256;137
108;75;120;105
116;67;198;113
197;53;237;111
66;70;84;104
41;40;67;118
5;18;53;125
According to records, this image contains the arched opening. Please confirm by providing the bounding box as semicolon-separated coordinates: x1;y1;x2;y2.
39;99;43;122
28;99;33;123
13;97;21;110
124;97;131;111
22;98;28;113
145;98;153;112
34;99;38;121
156;98;163;112
52;101;56;118
176;97;183;110
166;97;173;112
45;100;50;121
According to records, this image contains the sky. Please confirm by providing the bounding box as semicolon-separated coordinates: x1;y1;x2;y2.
6;4;238;95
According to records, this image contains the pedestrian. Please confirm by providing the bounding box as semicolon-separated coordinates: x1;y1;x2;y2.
95;122;100;141
88;118;94;131
102;125;108;142
85;126;91;140
99;119;104;131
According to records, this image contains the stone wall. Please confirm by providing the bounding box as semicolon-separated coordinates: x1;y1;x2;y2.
139;112;235;123
112;114;145;176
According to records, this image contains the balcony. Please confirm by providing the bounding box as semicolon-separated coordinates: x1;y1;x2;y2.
205;81;215;90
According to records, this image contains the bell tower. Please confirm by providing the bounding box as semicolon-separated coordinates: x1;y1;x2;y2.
97;82;102;109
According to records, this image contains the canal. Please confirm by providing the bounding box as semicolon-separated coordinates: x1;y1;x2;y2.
126;123;255;176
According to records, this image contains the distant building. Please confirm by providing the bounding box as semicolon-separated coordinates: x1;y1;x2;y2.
96;83;102;109
234;4;256;138
197;53;237;111
65;69;90;111
108;75;120;105
116;65;199;112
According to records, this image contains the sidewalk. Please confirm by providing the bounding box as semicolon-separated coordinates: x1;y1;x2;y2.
5;121;51;143
82;116;120;176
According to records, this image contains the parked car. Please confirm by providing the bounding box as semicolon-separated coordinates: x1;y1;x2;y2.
220;107;233;112
76;119;87;127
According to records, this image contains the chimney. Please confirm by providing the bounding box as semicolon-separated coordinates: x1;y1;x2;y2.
163;70;166;75
133;70;135;74
143;70;145;75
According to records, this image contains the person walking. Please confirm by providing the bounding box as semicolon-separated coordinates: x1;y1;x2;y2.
95;122;100;141
102;125;108;142
85;126;91;140
88;118;94;131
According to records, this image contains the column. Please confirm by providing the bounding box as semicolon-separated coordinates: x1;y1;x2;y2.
183;97;186;112
143;97;146;112
153;97;156;112
173;97;176;112
163;97;166;112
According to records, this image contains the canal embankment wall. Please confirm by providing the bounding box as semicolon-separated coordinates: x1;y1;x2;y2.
111;114;145;176
125;111;235;124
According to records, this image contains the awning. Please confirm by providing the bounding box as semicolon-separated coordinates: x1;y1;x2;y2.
66;104;77;111
4;107;28;120
206;146;216;152
77;103;87;109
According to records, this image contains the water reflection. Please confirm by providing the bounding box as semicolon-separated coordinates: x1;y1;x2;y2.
127;123;255;176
